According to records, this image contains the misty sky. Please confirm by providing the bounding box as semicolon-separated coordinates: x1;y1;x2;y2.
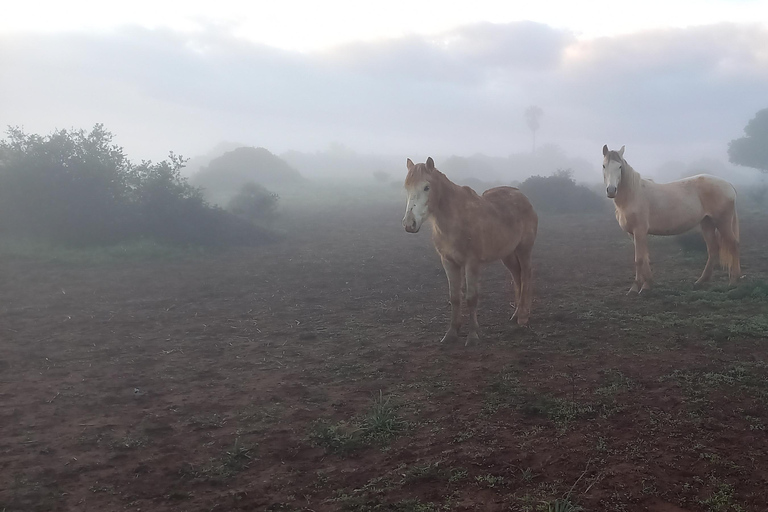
1;1;767;178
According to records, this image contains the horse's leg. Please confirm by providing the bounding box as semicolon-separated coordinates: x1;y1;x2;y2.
515;245;534;325
501;253;522;321
694;217;718;287
440;257;462;343
465;261;482;345
631;231;652;294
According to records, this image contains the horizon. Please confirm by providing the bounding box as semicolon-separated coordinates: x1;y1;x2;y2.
2;2;767;179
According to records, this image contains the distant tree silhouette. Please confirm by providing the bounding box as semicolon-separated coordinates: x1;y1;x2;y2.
190;146;303;203
227;182;279;224
0;125;270;245
524;106;544;153
728;108;768;173
519;169;606;214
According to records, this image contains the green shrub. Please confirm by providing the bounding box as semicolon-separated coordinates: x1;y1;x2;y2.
227;182;279;223
0;125;271;246
519;169;606;214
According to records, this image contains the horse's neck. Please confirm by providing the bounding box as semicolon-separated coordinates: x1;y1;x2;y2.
430;173;465;232
615;162;644;208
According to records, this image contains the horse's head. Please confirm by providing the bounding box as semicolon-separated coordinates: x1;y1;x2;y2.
602;144;625;198
402;157;436;233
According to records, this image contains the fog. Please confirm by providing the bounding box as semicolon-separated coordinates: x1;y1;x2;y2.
1;20;767;185
4;12;768;511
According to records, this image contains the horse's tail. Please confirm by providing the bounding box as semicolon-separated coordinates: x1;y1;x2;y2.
716;205;740;278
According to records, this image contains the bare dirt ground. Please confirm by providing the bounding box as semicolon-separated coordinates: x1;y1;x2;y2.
1;197;768;511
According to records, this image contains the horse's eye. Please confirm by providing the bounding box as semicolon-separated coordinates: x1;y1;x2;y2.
602;165;605;169
424;185;430;192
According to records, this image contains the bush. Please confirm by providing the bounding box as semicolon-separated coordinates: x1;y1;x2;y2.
227;182;279;223
519;169;606;214
0;125;272;246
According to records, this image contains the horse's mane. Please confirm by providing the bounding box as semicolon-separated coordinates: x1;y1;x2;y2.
607;150;642;195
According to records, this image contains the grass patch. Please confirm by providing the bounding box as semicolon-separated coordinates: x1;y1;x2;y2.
179;438;255;481
483;367;603;426
308;420;362;455
544;498;583;512
361;391;405;444
699;483;745;512
309;391;405;455
662;362;768;409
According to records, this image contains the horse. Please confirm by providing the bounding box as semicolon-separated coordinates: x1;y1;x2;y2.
402;157;538;345
601;145;741;294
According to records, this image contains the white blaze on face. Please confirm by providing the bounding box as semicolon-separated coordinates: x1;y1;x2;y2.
402;180;431;233
602;145;625;198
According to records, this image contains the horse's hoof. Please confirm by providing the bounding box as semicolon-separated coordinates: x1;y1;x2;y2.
730;275;746;285
516;317;530;328
440;332;459;344
627;285;639;295
465;331;481;346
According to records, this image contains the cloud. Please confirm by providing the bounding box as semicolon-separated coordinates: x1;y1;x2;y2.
0;21;766;177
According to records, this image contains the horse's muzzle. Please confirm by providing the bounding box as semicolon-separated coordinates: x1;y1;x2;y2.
606;185;617;198
403;216;420;233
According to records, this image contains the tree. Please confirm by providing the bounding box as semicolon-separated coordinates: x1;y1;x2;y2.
0;125;272;245
227;182;279;223
519;168;606;214
728;108;768;173
524;105;544;153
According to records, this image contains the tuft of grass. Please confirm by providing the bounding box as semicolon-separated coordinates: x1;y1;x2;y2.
360;391;405;444
545;498;583;512
220;438;254;474
595;369;635;396
401;461;445;484
179;438;255;480
308;391;405;455
448;467;468;483
699;483;745;512
520;467;536;483
520;395;596;426
308;420;361;455
475;474;505;488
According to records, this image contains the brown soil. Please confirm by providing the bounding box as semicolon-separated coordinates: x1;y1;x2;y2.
1;200;767;511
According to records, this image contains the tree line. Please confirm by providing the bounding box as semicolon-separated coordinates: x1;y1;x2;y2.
0;124;271;246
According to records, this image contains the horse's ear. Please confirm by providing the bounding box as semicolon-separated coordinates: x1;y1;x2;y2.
406;158;415;171
426;157;435;171
618;145;625;157
602;145;608;156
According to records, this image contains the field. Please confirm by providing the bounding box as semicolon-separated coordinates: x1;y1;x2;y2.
1;191;768;511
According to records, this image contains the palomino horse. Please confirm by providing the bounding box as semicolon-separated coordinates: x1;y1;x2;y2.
402;157;538;345
602;145;741;294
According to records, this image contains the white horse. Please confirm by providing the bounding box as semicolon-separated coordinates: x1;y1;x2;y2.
602;145;741;293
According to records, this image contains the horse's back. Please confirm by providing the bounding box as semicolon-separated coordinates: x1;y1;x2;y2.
679;174;737;212
481;186;538;239
643;174;737;234
482;186;535;215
